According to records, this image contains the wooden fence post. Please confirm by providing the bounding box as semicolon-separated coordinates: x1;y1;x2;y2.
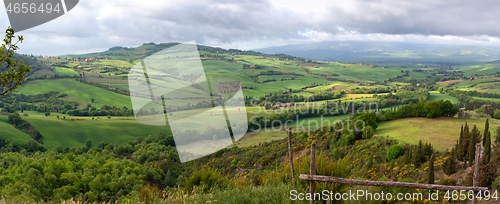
288;128;295;182
472;143;481;204
310;143;316;204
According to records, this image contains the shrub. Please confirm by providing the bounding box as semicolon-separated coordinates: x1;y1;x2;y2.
184;167;227;193
442;156;457;175
363;126;374;139
493;110;500;119
386;144;404;160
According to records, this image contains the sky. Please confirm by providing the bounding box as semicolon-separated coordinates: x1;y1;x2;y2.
1;0;500;56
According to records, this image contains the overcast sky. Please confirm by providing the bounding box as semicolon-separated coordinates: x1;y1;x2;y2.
1;0;500;56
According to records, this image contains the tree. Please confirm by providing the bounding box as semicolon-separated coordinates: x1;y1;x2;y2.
45;112;50;116
428;154;435;184
85;140;92;150
459;123;471;161
483;118;489;146
363;126;374;139
91;98;95;103
0;27;32;95
386;144;404;160
482;130;491;165
493;110;500;119
468;125;480;167
164;169;176;187
442;155;457;175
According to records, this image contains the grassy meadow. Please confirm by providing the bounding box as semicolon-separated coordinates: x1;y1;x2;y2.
53;67;79;76
14;79;145;109
22;115;171;149
376;117;497;151
0;115;34;145
428;91;460;104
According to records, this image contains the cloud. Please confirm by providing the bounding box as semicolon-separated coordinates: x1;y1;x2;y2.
1;0;500;55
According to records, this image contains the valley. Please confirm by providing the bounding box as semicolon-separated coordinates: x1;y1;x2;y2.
2;43;500;203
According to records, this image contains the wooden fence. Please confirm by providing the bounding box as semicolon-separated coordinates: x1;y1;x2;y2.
286;129;487;204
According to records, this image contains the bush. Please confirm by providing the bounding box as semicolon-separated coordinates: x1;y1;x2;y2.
184;167;227;193
493;110;500;119
386;144;404;160
442;156;457;175
363;126;374;139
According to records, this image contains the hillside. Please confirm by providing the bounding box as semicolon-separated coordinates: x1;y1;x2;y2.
0;115;33;145
2;43;500;203
376;117;496;151
1;43;498;152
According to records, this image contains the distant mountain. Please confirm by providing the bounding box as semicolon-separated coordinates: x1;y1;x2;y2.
254;41;500;64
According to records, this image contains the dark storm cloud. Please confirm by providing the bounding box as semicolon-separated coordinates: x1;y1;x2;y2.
316;0;500;36
2;0;500;55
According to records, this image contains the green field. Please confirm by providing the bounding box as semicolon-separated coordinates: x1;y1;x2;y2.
308;63;407;82
295;97;380;106
450;78;499;88
234;130;288;147
22;116;171;149
14;79;145;109
376;117;497;151
456;62;500;76
0;115;34;145
484;89;500;94
53;67;79;76
472;97;500;102
428;91;460;104
21;44;500;152
285;114;353;129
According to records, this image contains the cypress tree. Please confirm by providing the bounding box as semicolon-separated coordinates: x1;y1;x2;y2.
403;146;412;165
482;130;491;165
460;123;470;161
473;125;482;146
428;154;435;184
412;141;425;167
483;118;489;146
459;124;464;148
442;155;457;175
468;125;479;167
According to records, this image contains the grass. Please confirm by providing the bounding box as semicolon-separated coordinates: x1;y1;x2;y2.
484;89;500;94
375;117;496;151
22;115;171;149
105;83;130;91
6;104;352;149
428;91;460;104
456;62;500;76
285;114;353;129
89;59;134;68
0;115;34;145
234;130;288;148
53;67;79;76
450;79;499;88
302;81;355;93
472;97;500;102
295;97;380;106
309;63;407;82
14;79;146;109
340;93;379;100
17;106;263;149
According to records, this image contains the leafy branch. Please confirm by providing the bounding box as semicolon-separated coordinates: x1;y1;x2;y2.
0;26;31;95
